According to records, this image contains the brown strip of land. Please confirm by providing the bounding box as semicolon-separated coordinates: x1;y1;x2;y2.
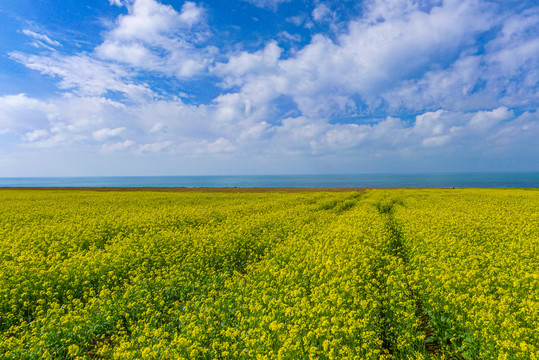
0;187;369;192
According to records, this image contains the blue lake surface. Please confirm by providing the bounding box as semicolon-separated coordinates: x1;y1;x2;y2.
0;173;538;188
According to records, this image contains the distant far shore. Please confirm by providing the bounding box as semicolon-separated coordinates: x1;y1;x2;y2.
0;187;373;192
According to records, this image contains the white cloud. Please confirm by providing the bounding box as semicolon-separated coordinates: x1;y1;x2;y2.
213;41;282;87
3;0;537;174
213;93;252;122
286;13;307;26
95;42;158;68
109;0;205;40
23;129;49;142
270;116;326;155
92;127;126;141
9;52;154;101
468;107;513;130
0;91;536;172
22;29;61;47
149;122;166;133
178;137;236;155
206;137;235;153
178;1;205;27
490;110;538;149
0;94;130;149
102;139;135;152
381;55;486;111
242;0;290;10
413;110;449;137
261;107;538;158
137;140;173;153
421;134;451;147
312;4;333;23
381;8;539;112
217;0;495;120
363;0;442;22
96;0;213;78
131;98;212;140
0;94;53;132
277;31;301;43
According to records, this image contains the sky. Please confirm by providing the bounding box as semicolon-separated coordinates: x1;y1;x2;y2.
0;0;537;176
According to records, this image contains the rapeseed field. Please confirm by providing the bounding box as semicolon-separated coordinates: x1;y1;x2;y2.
0;189;537;359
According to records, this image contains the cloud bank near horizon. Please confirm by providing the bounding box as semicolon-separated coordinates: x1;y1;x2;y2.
0;0;537;176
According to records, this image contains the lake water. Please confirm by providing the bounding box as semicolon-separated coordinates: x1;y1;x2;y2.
0;173;538;188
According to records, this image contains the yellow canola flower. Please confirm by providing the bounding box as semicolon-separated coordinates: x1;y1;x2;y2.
0;189;536;359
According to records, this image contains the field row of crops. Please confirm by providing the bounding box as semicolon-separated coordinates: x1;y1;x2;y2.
0;189;537;359
391;189;539;359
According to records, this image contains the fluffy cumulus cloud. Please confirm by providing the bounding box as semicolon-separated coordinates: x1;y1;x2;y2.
96;0;214;77
1;0;537;175
217;0;498;118
311;4;334;23
381;6;539;112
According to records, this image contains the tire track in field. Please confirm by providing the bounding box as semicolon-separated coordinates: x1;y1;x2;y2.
375;199;444;358
315;192;363;214
376;198;471;359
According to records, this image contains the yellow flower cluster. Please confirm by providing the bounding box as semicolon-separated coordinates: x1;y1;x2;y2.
0;189;536;359
159;197;423;359
391;188;539;359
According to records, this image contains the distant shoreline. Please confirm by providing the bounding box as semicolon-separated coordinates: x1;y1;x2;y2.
0;187;373;192
3;187;534;192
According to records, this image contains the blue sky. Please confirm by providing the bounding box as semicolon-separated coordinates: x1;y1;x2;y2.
0;0;537;176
